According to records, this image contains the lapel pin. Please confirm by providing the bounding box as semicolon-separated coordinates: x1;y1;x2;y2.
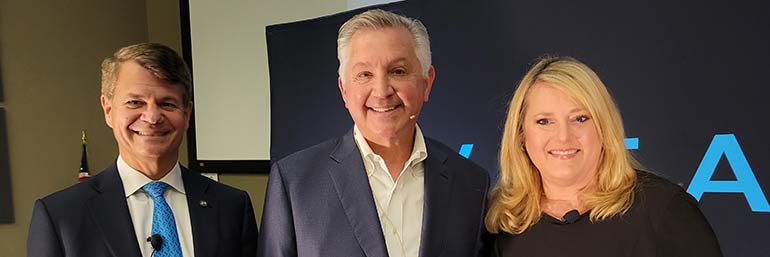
199;200;209;208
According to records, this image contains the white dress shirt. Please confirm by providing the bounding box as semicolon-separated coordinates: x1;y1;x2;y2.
353;125;427;257
117;156;195;257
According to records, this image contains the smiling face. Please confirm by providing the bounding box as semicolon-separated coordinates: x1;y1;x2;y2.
522;82;602;187
338;26;435;146
101;60;191;168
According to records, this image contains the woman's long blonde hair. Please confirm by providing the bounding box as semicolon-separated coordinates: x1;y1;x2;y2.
485;56;641;234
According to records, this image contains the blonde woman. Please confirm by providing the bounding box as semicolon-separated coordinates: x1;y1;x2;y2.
485;56;722;257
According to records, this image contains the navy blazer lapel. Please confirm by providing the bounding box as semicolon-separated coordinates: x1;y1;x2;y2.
327;131;389;257
183;167;219;257
419;141;452;257
87;163;142;257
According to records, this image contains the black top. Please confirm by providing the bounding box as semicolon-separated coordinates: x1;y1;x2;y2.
493;171;723;257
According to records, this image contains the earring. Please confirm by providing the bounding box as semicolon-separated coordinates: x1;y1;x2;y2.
521;144;526;152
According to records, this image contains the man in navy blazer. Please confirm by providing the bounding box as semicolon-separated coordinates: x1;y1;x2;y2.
258;9;490;257
27;43;258;257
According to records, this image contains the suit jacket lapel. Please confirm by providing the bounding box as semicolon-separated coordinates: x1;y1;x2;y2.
183;167;219;257
419;141;452;257
327;131;388;257
87;163;142;257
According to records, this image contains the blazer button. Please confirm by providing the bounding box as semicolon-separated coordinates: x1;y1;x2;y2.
199;200;209;208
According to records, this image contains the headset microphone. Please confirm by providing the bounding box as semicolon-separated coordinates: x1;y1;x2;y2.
409;114;417;120
562;209;581;224
147;234;163;251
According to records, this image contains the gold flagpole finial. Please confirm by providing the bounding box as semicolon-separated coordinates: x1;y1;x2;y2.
81;130;87;145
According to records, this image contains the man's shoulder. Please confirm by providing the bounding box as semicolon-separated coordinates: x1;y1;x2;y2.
39;181;96;207
270;134;359;182
277;137;344;164
424;137;470;161
181;167;249;198
36;167;117;215
272;137;351;177
425;137;487;174
424;137;490;191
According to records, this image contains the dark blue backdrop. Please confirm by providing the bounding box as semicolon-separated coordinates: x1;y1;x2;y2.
267;1;770;256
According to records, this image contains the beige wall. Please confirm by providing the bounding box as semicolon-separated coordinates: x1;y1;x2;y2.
0;1;149;256
0;1;267;256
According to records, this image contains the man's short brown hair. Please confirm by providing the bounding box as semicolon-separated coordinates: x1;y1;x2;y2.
101;43;192;106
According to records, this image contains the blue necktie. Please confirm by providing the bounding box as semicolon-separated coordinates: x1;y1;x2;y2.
143;181;183;257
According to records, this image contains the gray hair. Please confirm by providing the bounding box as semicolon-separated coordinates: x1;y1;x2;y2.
337;9;431;78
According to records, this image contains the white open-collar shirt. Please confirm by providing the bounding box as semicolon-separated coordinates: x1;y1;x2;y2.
353;125;428;257
117;156;195;257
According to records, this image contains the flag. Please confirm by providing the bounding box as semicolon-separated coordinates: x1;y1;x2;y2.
79;130;90;182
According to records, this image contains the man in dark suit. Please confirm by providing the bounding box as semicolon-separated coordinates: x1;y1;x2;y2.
27;43;258;257
257;9;489;257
